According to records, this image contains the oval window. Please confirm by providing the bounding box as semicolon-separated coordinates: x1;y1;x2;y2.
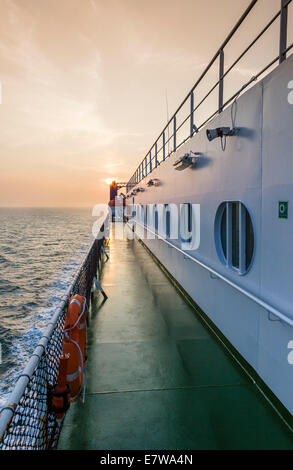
215;202;254;274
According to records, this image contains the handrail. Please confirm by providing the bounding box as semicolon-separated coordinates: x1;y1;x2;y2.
149;0;258;148
126;0;293;192
131;220;293;329
0;217;108;443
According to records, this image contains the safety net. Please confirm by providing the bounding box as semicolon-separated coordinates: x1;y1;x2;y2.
0;235;105;450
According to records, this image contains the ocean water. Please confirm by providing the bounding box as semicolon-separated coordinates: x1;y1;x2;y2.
0;208;95;407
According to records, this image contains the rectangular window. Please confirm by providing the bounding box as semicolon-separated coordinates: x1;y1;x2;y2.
154;205;159;231
221;206;227;259
181;203;192;243
187;203;192;233
232;202;239;269
245;210;254;269
165;204;171;238
145;205;148;226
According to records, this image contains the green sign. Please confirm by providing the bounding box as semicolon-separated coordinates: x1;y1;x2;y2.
279;201;288;219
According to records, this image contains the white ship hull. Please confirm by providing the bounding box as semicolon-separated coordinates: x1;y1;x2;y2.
126;54;293;415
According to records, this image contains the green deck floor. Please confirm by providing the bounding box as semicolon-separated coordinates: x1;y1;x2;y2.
58;227;293;450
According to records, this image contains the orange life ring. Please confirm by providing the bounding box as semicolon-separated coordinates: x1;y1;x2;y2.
62;294;87;402
50;353;70;420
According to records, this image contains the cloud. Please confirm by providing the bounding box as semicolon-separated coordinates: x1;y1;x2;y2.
135;49;207;70
89;0;97;13
0;0;116;154
0;0;269;206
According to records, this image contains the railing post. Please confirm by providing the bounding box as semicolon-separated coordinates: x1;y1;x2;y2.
173;116;176;152
219;49;224;113
163;131;165;161
155;142;158;168
149;151;152;173
280;0;288;63
190;91;194;137
144;156;147;177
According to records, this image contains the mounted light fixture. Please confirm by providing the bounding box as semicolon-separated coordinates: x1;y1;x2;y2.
206;127;239;142
147;178;160;187
173;152;201;171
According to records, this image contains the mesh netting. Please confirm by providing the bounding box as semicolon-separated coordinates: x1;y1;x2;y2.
0;236;104;450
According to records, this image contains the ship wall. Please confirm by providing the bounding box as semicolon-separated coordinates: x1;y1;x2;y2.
125;54;293;415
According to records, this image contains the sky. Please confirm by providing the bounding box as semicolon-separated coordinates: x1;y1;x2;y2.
0;0;291;207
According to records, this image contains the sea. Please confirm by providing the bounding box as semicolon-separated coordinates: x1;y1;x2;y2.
0;208;95;407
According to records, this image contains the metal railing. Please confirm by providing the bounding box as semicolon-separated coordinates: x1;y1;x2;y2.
131;220;293;329
0;223;107;450
126;0;293;193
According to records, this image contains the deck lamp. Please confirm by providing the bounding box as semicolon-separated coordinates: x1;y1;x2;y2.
147;179;160;187
206;127;239;142
173;152;201;171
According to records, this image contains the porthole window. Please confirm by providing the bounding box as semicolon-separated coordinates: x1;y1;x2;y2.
215;202;254;274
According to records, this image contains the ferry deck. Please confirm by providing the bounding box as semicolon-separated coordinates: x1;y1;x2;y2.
58;226;293;450
1;0;293;452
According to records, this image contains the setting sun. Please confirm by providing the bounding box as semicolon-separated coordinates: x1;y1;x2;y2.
106;178;115;185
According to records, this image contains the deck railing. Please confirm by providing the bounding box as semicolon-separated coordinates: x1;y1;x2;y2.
0;224;107;450
126;0;293;193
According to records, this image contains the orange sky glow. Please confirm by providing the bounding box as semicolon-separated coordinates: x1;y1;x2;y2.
0;0;291;207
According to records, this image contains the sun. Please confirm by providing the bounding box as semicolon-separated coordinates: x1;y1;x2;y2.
106;178;115;185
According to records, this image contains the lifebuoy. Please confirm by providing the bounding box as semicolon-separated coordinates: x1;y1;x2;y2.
62;294;87;402
50;353;70;420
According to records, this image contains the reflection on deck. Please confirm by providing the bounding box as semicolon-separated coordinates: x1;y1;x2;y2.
59;225;293;450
